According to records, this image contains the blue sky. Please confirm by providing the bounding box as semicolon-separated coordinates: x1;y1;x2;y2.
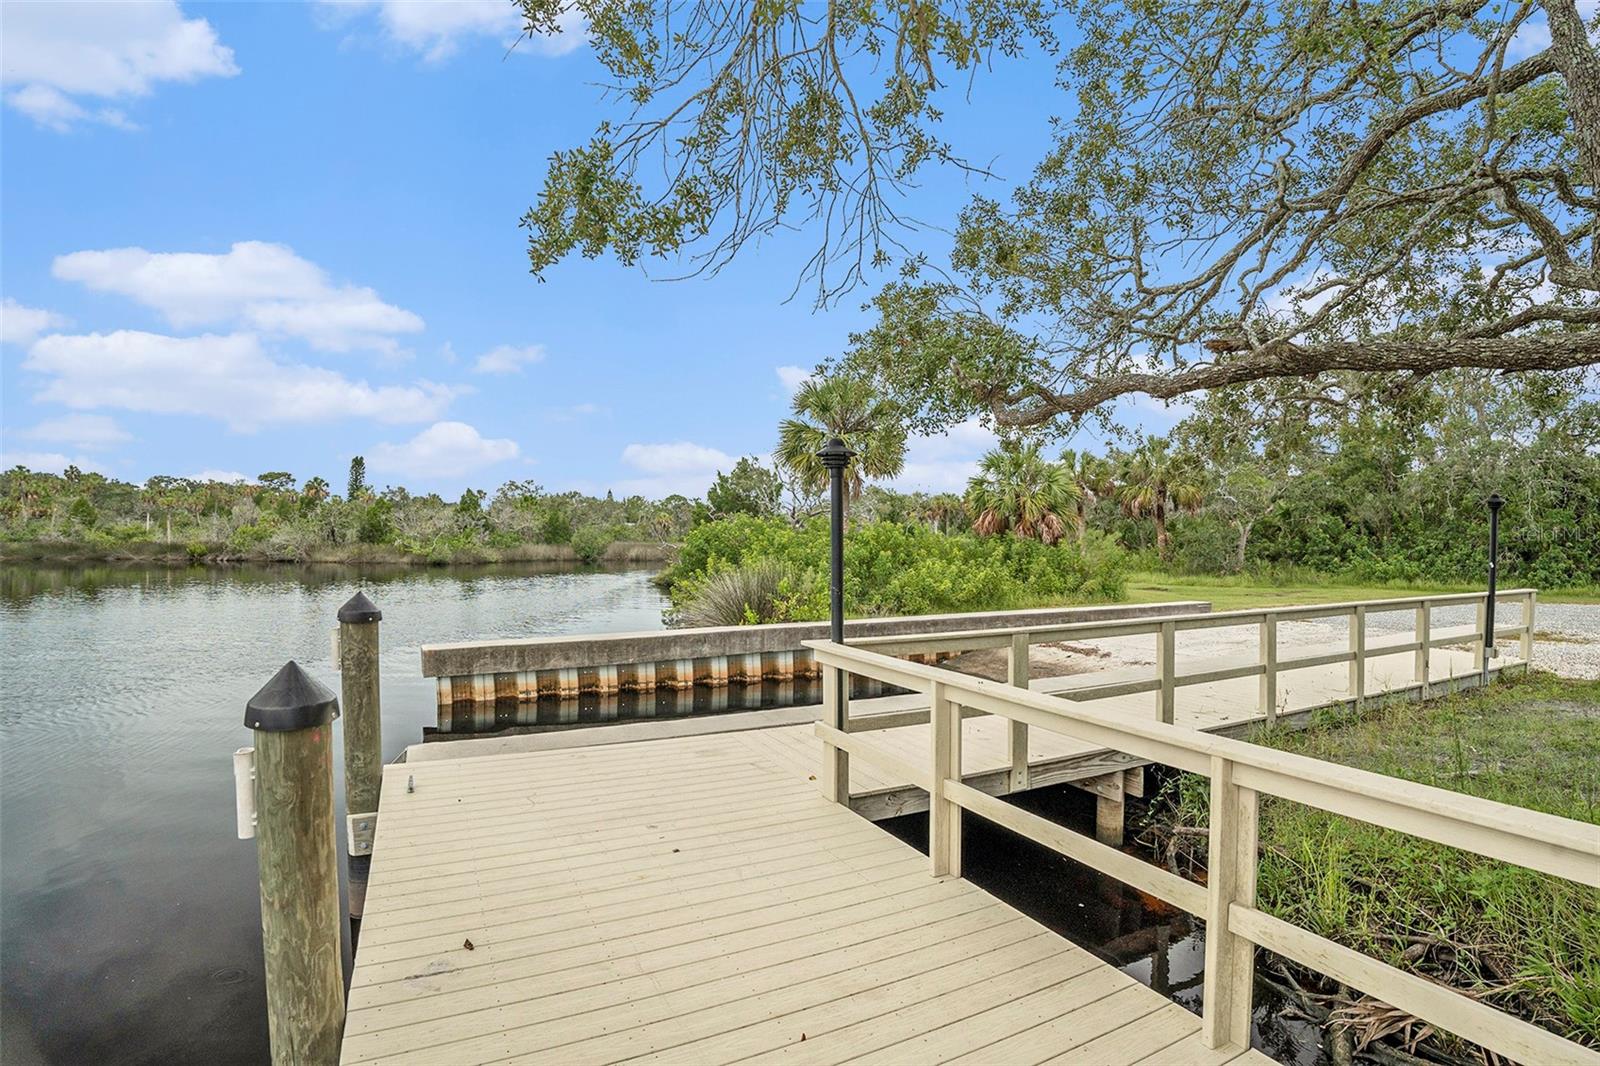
1;0;1188;499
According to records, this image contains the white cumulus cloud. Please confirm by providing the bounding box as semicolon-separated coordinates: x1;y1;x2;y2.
23;330;461;431
891;419;997;493
1;1;238;130
472;343;546;374
775;364;815;394
1510;0;1597;58
369;421;519;479
316;0;583;63
14;413;132;450
616;440;740;497
1;299;69;346
622;441;738;475
0;450;108;475
52;241;424;353
190;469;250;484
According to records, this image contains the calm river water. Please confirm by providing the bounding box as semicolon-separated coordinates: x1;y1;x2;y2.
2;563;1331;1066
0;563;670;1066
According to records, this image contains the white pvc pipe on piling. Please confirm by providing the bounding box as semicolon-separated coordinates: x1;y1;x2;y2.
233;746;257;840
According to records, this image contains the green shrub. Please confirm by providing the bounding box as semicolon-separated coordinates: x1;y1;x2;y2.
660;516;1127;622
570;525;614;565
356;500;395;545
538;507;574;545
67;497;98;529
228;521;276;551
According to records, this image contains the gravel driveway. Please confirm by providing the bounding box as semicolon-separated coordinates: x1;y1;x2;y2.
1520;600;1600;679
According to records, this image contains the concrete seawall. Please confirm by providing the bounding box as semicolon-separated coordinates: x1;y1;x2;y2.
422;601;1210;710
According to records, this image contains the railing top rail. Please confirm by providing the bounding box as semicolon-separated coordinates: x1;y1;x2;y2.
804;633;1594;883
848;589;1536;653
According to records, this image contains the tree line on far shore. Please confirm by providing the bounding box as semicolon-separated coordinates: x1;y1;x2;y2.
0;464;700;565
4;364;1595;591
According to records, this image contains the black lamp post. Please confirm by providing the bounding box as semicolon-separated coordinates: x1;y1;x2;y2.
1483;492;1504;681
818;437;857;645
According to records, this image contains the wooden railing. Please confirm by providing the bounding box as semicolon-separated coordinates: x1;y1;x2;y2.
834;589;1536;793
804;618;1599;1066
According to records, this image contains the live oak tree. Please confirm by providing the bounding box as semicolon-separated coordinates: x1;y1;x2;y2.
517;0;1598;430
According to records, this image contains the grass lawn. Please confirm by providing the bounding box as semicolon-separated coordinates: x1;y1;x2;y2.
1158;672;1600;1051
1122;570;1600;611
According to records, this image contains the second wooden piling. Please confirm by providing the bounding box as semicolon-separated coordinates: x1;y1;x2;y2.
337;591;382;922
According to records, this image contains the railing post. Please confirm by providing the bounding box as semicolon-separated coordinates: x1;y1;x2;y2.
1414;603;1431;697
1258;613;1277;724
1202;755;1258;1051
819;663;851;804
1349;605;1366;709
337;591;382;923
1156;620;1176;724
1521;590;1537;666
244;662;345;1065
929;680;962;878
1007;631;1030;791
1474;597;1488;684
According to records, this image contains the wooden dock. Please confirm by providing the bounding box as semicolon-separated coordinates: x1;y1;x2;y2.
334;589;1600;1066
342;731;1271;1065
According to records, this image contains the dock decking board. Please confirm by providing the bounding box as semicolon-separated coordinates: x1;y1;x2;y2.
343;642;1516;1064
344;730;1274;1065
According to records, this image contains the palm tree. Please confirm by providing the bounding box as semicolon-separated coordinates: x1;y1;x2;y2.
963;442;1080;545
775;376;907;500
1060;448;1115;541
922;493;962;533
301;476;330;518
1117;436;1205;562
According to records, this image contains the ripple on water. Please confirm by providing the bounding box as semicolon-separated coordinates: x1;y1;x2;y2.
0;561;671;1065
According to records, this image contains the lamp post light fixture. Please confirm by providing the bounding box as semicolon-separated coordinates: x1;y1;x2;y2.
817;437;857;646
1483;492;1504;682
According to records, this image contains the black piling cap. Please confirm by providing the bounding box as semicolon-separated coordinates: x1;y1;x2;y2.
817;436;857;469
338;590;382;624
1487;492;1505;511
245;661;340;731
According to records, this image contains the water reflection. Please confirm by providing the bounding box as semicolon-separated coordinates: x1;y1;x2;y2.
0;562;670;1066
429;675;905;738
881;777;1330;1066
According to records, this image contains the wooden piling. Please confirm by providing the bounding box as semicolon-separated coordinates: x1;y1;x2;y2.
337;592;382;923
245;661;345;1066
